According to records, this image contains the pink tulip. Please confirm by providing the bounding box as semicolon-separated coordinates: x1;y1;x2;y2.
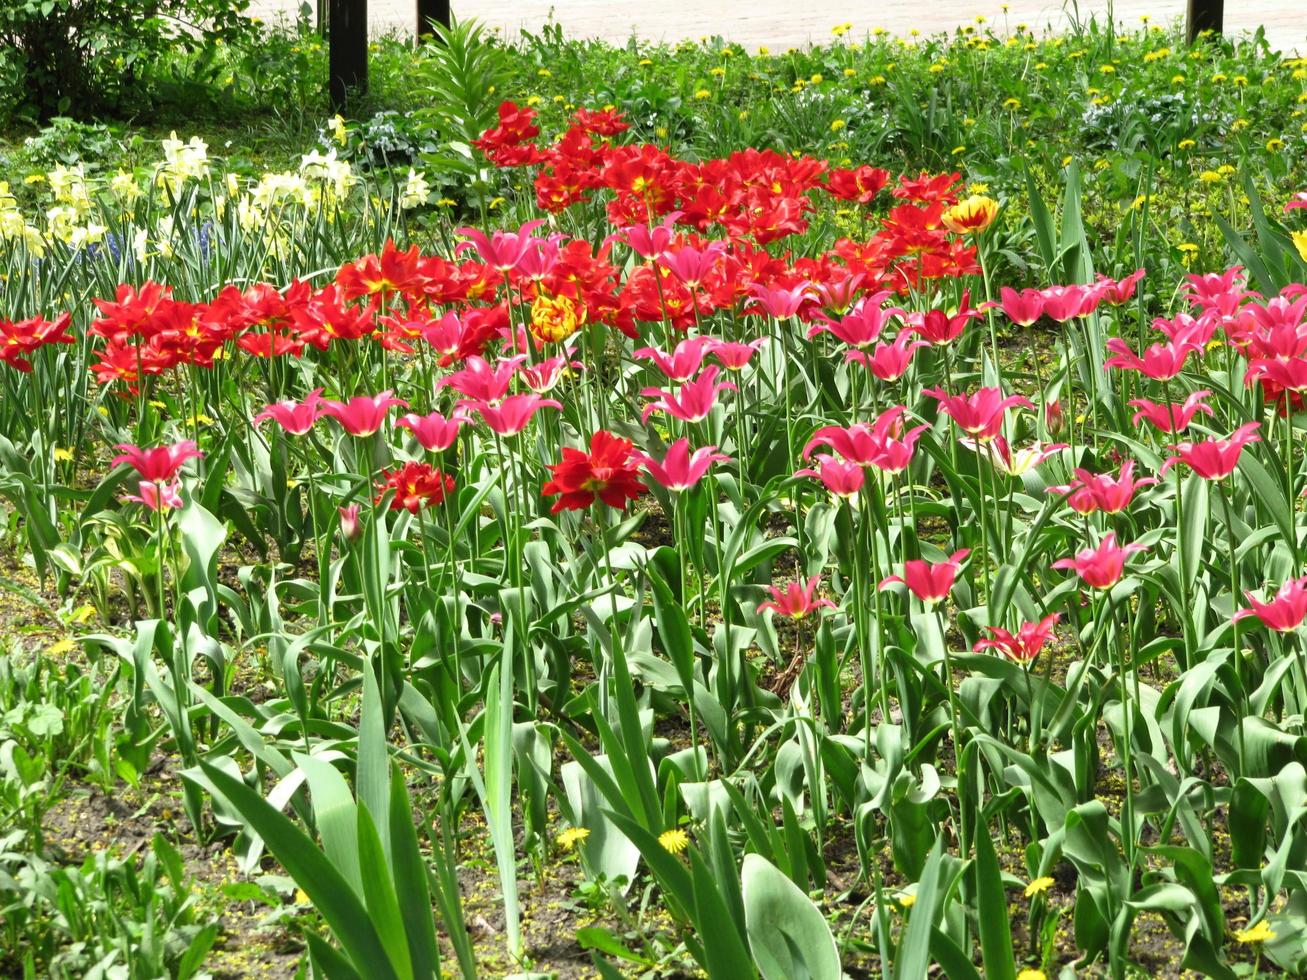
641;366;737;424
1094;269;1146;306
1162;422;1261;480
804;406;930;473
634;336;712;382
463;394;561;435
1052;532;1146;589
1128;390;1213;433
925;386;1034;441
880;549;971;604
1104;337;1198;380
439;355;525;404
808;290;903;348
633;438;729;491
707;337;768;371
338;504;362;541
758;576;836;619
906;290;983;345
122;478;183;512
112;440;203;482
974;613;1061;664
454;219;548;272
1234;576;1307;631
656;242;727;288
846;332;929;382
613;212;683;258
253;389;325;435
999;287;1045;327
1040;284;1095;322
795;454;865;498
1048;461;1156;514
319;390;408;437
747;282;813;320
520;353;584;393
397;409;468;451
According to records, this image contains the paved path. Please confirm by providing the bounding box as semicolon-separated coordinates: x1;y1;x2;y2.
249;0;1302;53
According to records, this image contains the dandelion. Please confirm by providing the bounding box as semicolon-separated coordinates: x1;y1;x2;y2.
897;892;916;908
1234;920;1276;944
557;827;591;851
1017;971;1046;980
1023;876;1055;898
658;828;690;854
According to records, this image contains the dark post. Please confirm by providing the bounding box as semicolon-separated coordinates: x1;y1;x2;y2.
1186;0;1223;42
329;0;368;111
416;0;450;38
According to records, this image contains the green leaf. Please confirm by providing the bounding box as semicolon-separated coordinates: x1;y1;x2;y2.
741;853;839;980
974;819;1016;980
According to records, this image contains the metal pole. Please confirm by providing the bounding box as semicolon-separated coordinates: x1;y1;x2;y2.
1186;0;1223;43
329;0;368;111
416;0;450;38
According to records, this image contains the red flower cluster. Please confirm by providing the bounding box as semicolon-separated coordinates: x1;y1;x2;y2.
375;461;455;513
0;312;74;372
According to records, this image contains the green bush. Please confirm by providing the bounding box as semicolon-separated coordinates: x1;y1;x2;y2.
0;0;253;121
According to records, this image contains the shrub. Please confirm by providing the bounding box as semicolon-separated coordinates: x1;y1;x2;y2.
0;0;253;121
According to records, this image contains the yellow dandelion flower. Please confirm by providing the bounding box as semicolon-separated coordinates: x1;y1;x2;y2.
658;829;690;854
1017;971;1046;980
830;119;846;132
557;827;591;851
48;638;77;656
1234;920;1276;944
1023;876;1055;898
897;892;916;908
695;89;712;100
1178;138;1196;149
1267;138;1285;152
1291;230;1307;263
53;447;74;463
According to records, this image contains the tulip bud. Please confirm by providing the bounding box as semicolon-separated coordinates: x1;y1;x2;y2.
1044;399;1065;437
338;504;361;542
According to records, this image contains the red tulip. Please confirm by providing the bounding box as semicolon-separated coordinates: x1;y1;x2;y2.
1128;389;1213;433
758;576;836;619
1051;533;1146;589
1285;192;1307;213
320;390;408;437
122;478;184;512
397;409;468;451
112;440;203;482
1049;461;1157;514
641;366;737;424
974;613;1061;663
1044;399;1066;437
925;386;1034;441
999;287;1045;327
1162;422;1260;480
1234;576;1307;631
0;312;75;372
464;394;561;435
375;461;455;513
542;430;646;512
880;549;971;604
795;454;865;499
253;389;324;435
633;438;729;491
